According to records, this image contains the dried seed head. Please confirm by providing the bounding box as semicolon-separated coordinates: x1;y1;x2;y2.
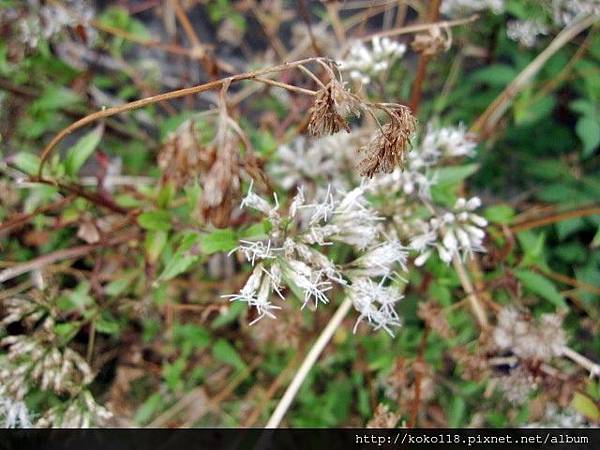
157;120;208;186
358;106;416;178
411;26;452;56
307;81;356;136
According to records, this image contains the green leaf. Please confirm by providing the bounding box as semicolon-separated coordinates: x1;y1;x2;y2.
134;393;163;425
434;164;479;187
159;253;199;281
212;339;247;372
12;152;40;175
138;210;172;231
484;204;515;225
145;230;168;263
201;229;238;254
470;64;518;87
95;314;121;335
571;392;599;422
514;269;566;308
30;87;80;113
64;125;104;176
576;116;600;157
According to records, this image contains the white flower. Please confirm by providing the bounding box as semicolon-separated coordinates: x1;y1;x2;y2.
552;0;600;26
410;197;487;265
0;387;31;428
349;240;408;278
280;259;332;308
339;37;406;84
222;265;282;325
441;0;505;18
348;278;403;336
507;20;548;48
234;239;280;266
421;123;477;159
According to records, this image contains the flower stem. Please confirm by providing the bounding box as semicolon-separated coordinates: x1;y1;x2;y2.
265;298;353;428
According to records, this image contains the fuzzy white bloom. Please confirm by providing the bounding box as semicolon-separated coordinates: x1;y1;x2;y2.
348;278;403;336
269;134;357;190
0;387;31;428
441;0;504;17
421;123;477;159
410;197;487;265
507;20;548;48
552;0;600;26
227;184;408;331
348;240;408;278
339;37;406;84
223;264;282;324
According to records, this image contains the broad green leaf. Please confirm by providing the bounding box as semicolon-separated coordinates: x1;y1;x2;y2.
434;164;479;187
576;116;600;157
145;230;168;263
158;253;199;281
138;210;172;231
64;125;104;176
470;64;517;87
201;229;238;254
514;269;566;308
12;152;40;175
571;392;599;422
484;204;515;225
212;339;247;371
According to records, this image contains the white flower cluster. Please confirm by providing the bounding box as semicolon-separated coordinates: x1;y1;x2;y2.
507;20;548;48
269;133;361;191
410;197;488;265
17;0;95;50
0;386;31;428
339;37;407;84
0;294;112;427
493;307;566;361
440;0;504;17
370;123;477;199
552;0;600;26
226;184;408;334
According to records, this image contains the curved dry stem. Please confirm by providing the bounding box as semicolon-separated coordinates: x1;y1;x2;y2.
265;298;353;428
36;57;327;178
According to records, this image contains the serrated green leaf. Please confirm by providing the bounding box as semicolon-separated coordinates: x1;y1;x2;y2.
64;125;104;176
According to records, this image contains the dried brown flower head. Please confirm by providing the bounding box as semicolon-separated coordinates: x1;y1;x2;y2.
411;26;452;56
358;106;416;178
367;403;400;428
157;120;208;187
307;81;357;136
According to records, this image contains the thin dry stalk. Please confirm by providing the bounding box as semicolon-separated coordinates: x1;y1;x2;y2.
471;14;597;136
265;298;353;428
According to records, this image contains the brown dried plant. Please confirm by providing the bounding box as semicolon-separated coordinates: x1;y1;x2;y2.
358;105;416;178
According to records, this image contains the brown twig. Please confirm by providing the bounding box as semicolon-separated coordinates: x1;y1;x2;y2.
0;231;136;284
37;57;326;177
510;205;600;233
408;0;441;113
